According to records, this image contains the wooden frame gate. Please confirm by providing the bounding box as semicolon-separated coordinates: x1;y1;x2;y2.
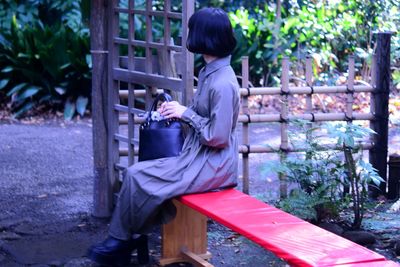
91;0;194;217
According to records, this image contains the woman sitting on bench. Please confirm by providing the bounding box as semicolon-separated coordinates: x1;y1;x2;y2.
88;7;239;266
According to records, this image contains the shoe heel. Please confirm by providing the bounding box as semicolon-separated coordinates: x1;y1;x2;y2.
136;235;149;264
116;253;132;266
87;247;131;266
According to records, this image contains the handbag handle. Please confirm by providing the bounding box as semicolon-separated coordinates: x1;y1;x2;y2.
149;93;172;112
145;93;172;123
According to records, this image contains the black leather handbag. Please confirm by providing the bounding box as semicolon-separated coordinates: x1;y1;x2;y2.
138;93;184;161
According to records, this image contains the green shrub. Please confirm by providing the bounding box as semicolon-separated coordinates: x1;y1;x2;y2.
0;16;90;119
227;0;399;86
265;120;346;222
266;120;383;228
325;123;384;229
0;0;91;119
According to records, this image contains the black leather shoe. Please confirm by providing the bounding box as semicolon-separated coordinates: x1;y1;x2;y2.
131;235;149;264
87;235;149;266
87;236;132;266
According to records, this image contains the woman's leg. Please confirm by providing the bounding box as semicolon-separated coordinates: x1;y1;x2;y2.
88;158;185;265
108;169;135;240
88;169;151;265
108;165;176;239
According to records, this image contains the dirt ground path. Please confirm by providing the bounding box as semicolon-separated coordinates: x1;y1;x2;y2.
0;122;287;266
0;121;399;266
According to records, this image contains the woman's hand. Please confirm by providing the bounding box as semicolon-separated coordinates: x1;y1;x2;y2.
158;101;187;119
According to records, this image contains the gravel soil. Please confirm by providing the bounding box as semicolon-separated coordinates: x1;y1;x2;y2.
0;121;286;267
0;119;399;266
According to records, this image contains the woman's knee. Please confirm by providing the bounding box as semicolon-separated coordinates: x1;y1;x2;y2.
122;165;141;184
125;160;147;175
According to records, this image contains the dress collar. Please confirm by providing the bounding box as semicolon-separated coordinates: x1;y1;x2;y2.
202;55;231;77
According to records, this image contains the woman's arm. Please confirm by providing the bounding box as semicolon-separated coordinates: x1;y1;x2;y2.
159;80;237;149
182;83;236;148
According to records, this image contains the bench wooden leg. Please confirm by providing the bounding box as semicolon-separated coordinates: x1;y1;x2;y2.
159;200;213;267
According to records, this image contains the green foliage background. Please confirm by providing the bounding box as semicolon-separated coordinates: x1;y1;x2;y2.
0;0;91;119
0;0;399;118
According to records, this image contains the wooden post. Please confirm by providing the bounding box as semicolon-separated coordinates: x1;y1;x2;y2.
241;57;250;194
160;200;210;266
127;0;135;166
107;0;121;212
181;0;194;106
369;32;392;197
388;154;400;199
91;0;112;217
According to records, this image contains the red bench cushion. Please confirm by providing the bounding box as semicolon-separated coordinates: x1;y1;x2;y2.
338;261;400;266
179;189;388;267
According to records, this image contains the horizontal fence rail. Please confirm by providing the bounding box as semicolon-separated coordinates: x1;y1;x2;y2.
119;84;374;99
118;110;374;125
118;142;374;157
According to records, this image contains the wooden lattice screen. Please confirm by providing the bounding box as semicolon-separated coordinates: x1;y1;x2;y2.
100;0;194;215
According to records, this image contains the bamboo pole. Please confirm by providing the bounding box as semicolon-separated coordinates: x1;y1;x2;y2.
343;56;355;197
237;85;375;95
241;57;250;194
237;143;373;153
369;32;392;197
370;54;377;115
305;56;313;160
119;84;374;99
346;56;355;122
280;58;289;198
119;112;374;125
119;142;374;156
305;56;313;112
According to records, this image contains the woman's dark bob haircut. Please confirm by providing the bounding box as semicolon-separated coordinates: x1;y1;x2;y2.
186;8;236;58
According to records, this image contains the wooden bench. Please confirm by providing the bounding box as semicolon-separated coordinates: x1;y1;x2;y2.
160;189;399;267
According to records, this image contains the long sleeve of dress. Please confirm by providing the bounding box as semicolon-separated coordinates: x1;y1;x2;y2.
181;82;235;149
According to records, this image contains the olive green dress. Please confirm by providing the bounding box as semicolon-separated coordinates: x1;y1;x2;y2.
109;56;240;239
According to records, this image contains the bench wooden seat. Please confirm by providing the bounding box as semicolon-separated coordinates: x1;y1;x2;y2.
160;189;397;267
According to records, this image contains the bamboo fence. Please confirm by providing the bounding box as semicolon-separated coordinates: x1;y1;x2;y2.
117;55;376;197
90;0;392;215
